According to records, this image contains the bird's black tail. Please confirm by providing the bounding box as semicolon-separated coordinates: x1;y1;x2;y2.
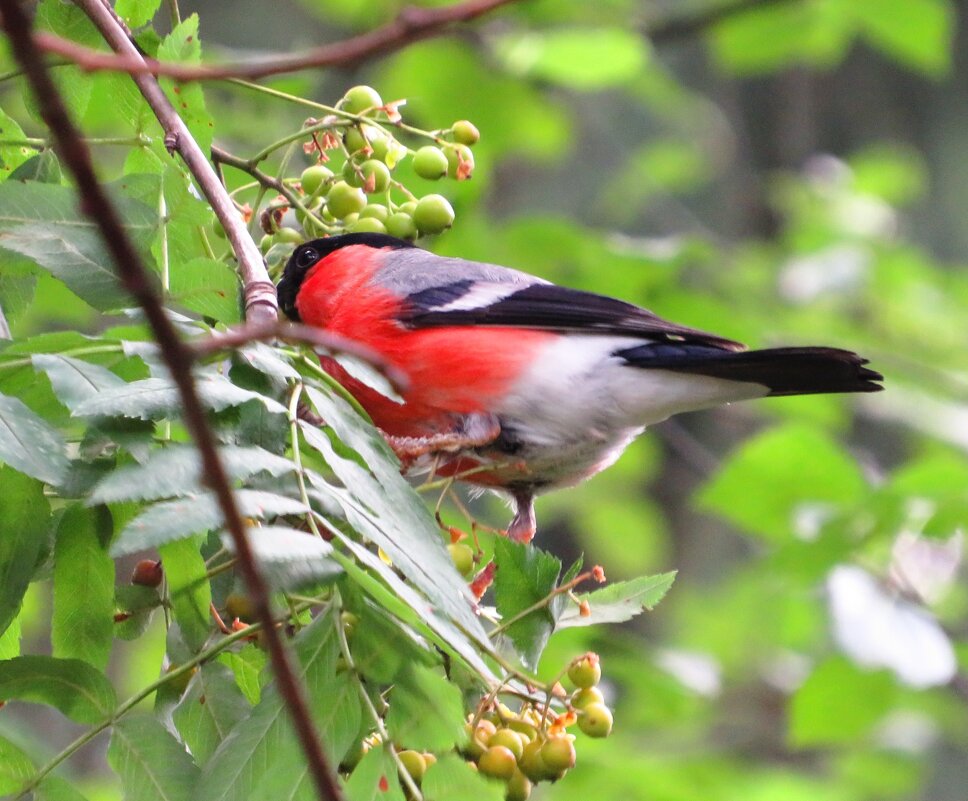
617;345;883;396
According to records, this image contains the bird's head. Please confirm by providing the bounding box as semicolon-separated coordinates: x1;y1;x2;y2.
277;232;415;321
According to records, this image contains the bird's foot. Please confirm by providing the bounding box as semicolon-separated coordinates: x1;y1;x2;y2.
505;491;536;544
383;412;501;466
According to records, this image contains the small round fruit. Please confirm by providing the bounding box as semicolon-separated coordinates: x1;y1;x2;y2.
342;85;383;114
518;740;547;783
385;212;417;240
413;194;455;234
340;611;359;640
448;542;475;577
397;750;427;785
452;119;481;146
259;234;273;254
326;181;367;219
506;769;532;801
349;217;387;234
445;144;475;179
507;719;537;742
225;591;255;620
478;746;517;781
359;160;391;193
131;559;163;588
539;736;576;773
398;200;418;216
300;164;333;196
567;653;601;689
273;227;304;246
488;728;525;761
578;703;613;738
360;203;389;221
465;719;497;759
344;127;368;155
571;686;605;710
413;146;448;180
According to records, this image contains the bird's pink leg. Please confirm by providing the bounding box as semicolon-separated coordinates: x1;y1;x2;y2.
506;491;536;543
383;411;501;465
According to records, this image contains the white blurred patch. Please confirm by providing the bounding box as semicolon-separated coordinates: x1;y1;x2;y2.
876;710;939;754
827;565;956;689
793;502;838;542
832;195;897;238
655;649;721;697
779;244;870;304
889;530;962;605
761;650;811;693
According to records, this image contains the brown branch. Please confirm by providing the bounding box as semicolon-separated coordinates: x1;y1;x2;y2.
191;320;410;393
648;0;798;44
73;0;276;325
0;4;343;801
33;0;521;82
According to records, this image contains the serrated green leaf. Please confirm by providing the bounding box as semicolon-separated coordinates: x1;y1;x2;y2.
73;374;287;419
198;608;361;801
789;657;896;746
385;664;465;751
52;505;115;669
90;444;295;504
170;257;241;324
158;17;214;153
0;734;33;796
0;106;32;177
222;526;342;590
218;644;266;706
160;535;211;650
115;0;163;28
558;571;677;628
108;715;200;801
0;180;157;311
33;353;126;411
0;655;116;723
696;424;867;541
172;662;249;764
112;490;307;555
0;467;50;635
493;538;561;669
421;753;504;801
0;394;68;484
345;747;405;801
9;150;62;184
495;28;648;89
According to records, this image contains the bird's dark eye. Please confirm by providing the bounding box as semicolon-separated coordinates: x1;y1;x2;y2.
295;246;319;269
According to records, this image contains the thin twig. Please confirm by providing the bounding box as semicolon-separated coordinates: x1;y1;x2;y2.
32;0;521;81
647;0;798;43
74;0;276;324
0;5;343;801
190;319;410;393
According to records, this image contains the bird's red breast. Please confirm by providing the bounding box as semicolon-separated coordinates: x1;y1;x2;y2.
295;244;553;437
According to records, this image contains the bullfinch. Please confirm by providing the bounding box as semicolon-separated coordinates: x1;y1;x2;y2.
277;233;882;543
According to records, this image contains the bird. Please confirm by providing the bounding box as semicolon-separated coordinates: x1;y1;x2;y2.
277;233;882;543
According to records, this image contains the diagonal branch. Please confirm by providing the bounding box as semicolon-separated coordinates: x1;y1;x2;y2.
74;0;276;324
0;4;343;801
35;0;521;82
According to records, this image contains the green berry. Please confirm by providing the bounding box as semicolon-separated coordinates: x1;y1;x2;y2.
385;212;417;241
452;119;481;146
342;213;359;226
445;143;475;180
506;769;532;801
518;740;547;783
273;227;304;246
413;146;448;180
398;200;418;215
259;234;273;254
507;719;538;742
348;217;387;234
571;686;605;710
397;750;427;785
577;703;613;738
300;164;333;196
448;542;475;577
478;746;517;780
413;194;455;234
359;160;391;194
360;203;389;221
343;127;368;155
342;85;383;114
488;728;525;761
326;181;367;219
465;719;497;759
567;653;601;689
539;736;575;774
340;611;359;640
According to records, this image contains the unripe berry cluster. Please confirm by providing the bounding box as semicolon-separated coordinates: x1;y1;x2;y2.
260;85;479;257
